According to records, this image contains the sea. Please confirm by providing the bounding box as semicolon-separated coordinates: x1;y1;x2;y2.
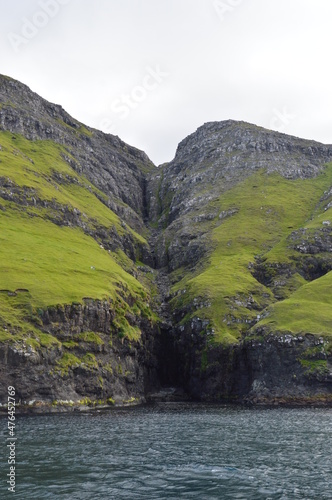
1;403;332;499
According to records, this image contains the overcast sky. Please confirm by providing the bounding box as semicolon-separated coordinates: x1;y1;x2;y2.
1;0;331;165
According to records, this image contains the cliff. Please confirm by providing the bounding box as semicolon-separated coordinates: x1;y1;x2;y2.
150;120;332;404
0;74;159;410
0;75;332;410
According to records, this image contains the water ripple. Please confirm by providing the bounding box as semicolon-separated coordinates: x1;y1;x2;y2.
1;404;331;499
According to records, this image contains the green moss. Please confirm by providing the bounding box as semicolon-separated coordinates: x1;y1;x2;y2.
123;396;139;404
62;340;79;349
37;332;61;347
55;352;99;376
55;352;81;376
301;345;329;359
104;362;113;374
78;125;93;137
112;303;142;341
81;353;98;370
201;349;208;372
78;397;92;406
299;359;329;376
76;332;104;345
0;292;61;347
0;330;13;342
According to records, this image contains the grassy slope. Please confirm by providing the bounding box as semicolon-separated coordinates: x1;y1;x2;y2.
0;131;145;243
0;211;143;305
0;132;153;346
171;166;332;344
254;271;332;336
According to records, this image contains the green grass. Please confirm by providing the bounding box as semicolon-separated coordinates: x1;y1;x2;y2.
0;208;153;344
56;119;93;138
0;290;61;347
76;332;104;345
0;209;144;306
0;131;146;245
1;128;331;351
80;353;99;370
62;340;79;349
55;352;81;376
0;131;156;346
171;167;332;344
299;359;329;377
254;271;332;337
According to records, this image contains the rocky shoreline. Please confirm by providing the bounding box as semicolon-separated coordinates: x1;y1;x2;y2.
2;392;332;416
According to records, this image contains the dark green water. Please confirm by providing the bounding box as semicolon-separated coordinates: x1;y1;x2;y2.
1;403;332;499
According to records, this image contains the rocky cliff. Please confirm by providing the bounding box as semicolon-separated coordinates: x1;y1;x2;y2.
0;74;154;234
150;120;332;404
0;74;159;410
1;75;332;410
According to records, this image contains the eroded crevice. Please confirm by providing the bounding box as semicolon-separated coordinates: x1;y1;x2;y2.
156;327;183;388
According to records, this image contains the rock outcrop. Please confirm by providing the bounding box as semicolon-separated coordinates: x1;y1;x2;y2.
148;120;332;405
0;74;154;234
0;300;160;407
147;120;332;270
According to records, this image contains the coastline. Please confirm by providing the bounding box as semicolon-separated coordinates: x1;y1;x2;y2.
1;391;332;416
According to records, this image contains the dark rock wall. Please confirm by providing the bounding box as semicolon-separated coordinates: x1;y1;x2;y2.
0;300;161;405
158;324;332;404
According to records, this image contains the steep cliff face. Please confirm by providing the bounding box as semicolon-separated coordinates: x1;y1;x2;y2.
0;300;160;407
1;75;332;409
0;75;160;409
150;120;332;404
148;120;332;270
0;74;154;233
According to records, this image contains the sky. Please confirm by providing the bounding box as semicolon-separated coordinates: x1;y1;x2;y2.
0;0;331;166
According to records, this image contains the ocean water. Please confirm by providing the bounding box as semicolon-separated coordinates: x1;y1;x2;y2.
1;403;332;499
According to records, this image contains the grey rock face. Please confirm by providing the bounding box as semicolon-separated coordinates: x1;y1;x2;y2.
159;321;332;404
0;300;161;405
0;75;155;233
147;119;332;271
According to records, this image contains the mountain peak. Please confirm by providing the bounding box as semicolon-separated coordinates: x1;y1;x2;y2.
171;119;332;180
0;74;156;225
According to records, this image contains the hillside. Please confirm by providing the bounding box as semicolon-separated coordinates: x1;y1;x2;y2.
0;76;332;409
148;120;332;402
0;76;160;408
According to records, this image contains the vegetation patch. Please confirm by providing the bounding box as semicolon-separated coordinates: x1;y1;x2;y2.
254;271;332;337
0;131;158;348
80;353;98;370
170;166;332;344
62;340;79;349
76;332;104;345
299;359;329;377
55;352;81;376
